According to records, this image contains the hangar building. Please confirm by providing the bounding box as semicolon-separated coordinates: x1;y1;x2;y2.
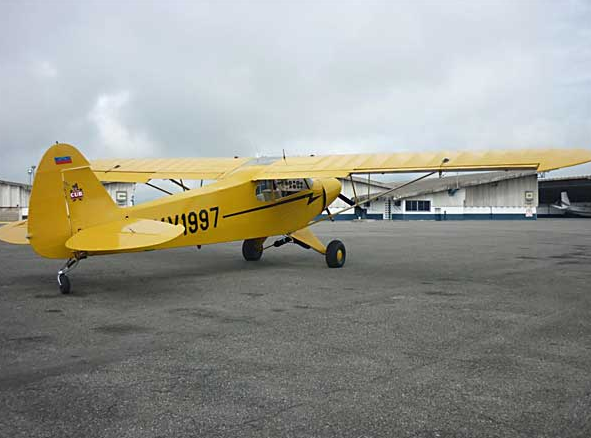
0;179;134;220
103;182;135;207
0;179;31;221
328;171;538;220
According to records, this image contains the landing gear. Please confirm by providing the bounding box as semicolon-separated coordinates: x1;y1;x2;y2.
325;240;346;268
243;233;345;268
58;273;71;294
57;256;83;294
242;238;265;261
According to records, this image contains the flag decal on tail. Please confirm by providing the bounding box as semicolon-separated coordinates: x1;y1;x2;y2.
54;156;72;165
69;183;84;201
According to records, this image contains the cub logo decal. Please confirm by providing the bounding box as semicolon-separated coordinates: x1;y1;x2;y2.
69;183;84;202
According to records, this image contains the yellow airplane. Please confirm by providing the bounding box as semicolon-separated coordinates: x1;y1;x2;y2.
1;143;591;294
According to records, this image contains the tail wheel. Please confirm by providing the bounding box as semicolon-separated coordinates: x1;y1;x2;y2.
325;240;346;268
242;239;264;261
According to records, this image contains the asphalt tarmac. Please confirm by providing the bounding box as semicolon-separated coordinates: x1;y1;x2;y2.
0;220;590;438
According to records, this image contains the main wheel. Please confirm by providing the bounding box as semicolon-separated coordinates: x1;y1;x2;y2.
58;274;71;294
325;240;346;268
242;239;264;261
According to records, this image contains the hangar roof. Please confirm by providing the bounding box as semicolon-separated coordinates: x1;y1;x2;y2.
538;175;591;182
0;179;31;190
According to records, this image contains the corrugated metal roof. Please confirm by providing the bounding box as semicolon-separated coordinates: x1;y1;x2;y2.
538;174;591;182
0;179;32;190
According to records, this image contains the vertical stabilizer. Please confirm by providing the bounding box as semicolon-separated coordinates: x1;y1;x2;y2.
560;191;571;206
28;143;121;259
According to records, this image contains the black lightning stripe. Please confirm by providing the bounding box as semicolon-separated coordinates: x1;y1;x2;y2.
223;192;321;218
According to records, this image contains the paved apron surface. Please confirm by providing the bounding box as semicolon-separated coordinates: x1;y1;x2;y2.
0;220;590;437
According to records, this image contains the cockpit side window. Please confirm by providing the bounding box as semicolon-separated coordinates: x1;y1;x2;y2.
255;179;312;202
255;180;279;202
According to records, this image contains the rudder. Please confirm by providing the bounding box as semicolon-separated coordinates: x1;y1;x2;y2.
560;191;571;206
28;143;121;259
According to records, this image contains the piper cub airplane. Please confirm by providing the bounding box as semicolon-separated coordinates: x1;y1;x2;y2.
1;143;590;294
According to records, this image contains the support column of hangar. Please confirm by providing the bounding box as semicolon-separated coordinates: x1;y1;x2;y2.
325;171;539;220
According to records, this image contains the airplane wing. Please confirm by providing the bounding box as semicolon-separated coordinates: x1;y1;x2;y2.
91;157;251;183
90;148;591;183
252;148;591;180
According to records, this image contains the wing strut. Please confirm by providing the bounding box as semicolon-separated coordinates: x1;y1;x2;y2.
145;181;173;195
169;179;190;191
309;159;449;226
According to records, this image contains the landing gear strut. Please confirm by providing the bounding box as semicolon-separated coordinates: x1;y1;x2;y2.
244;233;346;269
57;255;84;294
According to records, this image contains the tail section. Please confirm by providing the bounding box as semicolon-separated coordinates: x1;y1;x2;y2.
28;143;121;259
560;191;570;206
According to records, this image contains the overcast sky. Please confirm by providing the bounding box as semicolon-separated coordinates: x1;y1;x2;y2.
1;0;590;184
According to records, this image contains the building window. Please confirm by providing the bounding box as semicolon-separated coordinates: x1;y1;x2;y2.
405;200;431;212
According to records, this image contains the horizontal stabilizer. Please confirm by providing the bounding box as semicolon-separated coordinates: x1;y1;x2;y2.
0;220;29;245
65;218;184;252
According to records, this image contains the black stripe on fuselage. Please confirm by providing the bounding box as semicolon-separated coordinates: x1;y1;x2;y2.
223;191;321;219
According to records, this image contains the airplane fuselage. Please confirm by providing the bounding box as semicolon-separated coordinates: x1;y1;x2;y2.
124;167;341;250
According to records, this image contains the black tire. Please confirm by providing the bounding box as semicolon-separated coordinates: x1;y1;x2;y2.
325;240;346;268
242;239;264;261
58;274;71;294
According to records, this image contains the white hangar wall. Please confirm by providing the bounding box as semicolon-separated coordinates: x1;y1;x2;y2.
414;174;538;220
465;175;538;207
103;182;135;207
0;180;31;221
326;173;538;221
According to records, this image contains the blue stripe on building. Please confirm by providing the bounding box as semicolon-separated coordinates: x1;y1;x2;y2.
391;213;536;220
315;213;383;221
316;213;537;221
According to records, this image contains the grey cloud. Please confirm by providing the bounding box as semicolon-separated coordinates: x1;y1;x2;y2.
1;0;590;183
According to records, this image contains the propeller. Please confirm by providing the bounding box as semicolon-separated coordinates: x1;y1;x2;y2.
324;194;356;221
338;193;355;206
